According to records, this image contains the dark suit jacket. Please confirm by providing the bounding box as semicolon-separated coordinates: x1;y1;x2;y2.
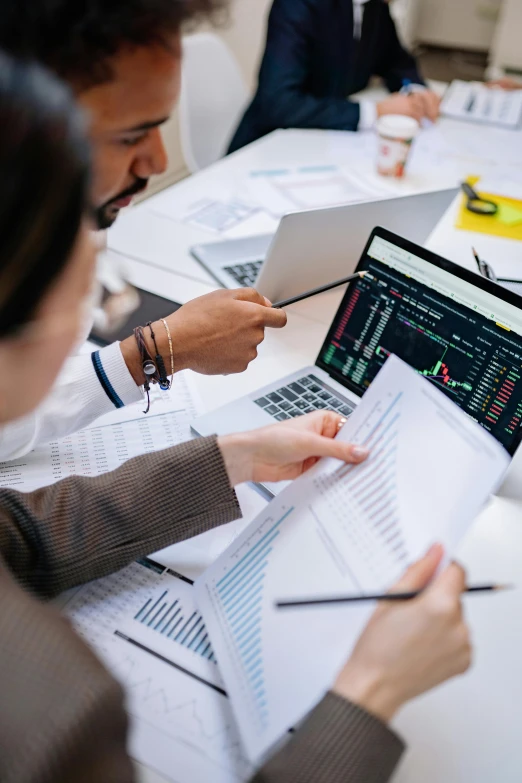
0;435;403;782
228;0;425;152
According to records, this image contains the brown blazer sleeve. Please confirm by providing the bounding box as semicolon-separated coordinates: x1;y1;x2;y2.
0;435;241;597
0;435;404;783
0;559;133;783
254;691;404;783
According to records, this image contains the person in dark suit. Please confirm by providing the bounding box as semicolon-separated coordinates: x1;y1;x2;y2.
228;0;441;153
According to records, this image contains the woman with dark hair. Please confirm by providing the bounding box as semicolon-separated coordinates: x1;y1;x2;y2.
0;56;471;783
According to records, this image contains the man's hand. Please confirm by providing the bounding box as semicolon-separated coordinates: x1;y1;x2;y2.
411;89;441;121
333;544;471;722
218;411;369;486
120;288;287;383
487;77;522;91
377;90;441;122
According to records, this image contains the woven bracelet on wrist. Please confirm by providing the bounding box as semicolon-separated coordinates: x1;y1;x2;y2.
146;321;170;391
133;325;160;413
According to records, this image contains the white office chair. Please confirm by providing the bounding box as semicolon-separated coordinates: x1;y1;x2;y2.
179;33;249;173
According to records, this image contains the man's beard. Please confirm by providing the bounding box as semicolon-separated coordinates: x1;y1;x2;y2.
95;177;148;229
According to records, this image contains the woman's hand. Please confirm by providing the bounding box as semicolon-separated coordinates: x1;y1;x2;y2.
333;544;471;722
218;411;368;487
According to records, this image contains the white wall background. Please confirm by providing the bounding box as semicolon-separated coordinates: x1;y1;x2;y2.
415;0;503;50
490;0;522;71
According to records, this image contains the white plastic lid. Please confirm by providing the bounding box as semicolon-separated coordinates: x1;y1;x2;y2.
376;114;419;140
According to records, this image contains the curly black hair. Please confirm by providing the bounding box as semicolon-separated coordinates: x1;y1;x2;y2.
0;0;227;89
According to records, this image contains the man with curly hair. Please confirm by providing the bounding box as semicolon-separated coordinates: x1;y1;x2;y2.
0;0;287;461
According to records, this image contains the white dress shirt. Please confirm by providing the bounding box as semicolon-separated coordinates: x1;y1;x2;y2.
0;241;143;461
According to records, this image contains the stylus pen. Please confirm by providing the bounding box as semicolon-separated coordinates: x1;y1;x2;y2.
275;583;512;609
271;271;367;309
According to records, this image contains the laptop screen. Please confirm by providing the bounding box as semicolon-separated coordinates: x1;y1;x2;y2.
316;229;522;455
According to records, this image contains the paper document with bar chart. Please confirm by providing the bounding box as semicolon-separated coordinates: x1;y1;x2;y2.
195;355;510;762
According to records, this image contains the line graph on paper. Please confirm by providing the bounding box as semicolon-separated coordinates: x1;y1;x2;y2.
312;390;408;591
61;560;252;782
102;642;252;781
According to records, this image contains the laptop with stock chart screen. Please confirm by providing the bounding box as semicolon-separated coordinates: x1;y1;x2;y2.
317;230;522;454
193;228;522;492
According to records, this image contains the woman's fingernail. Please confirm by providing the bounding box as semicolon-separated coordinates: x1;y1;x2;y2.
337;417;347;429
352;446;369;459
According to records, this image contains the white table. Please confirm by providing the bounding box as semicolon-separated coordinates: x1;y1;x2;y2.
109;126;522;783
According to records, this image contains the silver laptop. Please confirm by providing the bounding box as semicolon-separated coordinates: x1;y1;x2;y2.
192;226;522;495
190;189;457;301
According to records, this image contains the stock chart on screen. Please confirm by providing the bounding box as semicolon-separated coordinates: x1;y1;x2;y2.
319;245;522;451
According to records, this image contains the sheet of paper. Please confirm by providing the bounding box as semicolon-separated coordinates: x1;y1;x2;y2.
245;164;388;218
0;371;201;493
441;80;522;129
195;356;510;762
180;197;261;233
146;181;279;240
62;560;253;783
477;177;522;202
498;203;522;227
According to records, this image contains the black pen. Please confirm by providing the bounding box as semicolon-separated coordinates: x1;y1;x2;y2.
472;246;495;280
275;583;513;609
271;271;366;309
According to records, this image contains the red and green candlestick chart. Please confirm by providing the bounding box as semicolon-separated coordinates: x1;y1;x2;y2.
376;346;473;392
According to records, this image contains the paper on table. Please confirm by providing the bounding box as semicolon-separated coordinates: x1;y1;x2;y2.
62;560;253;783
146;179;278;238
477;177;522;203
498;203;522;227
179;197;260;233
0;371;201;493
195;355;510;762
245;164;388;218
441;80;522;129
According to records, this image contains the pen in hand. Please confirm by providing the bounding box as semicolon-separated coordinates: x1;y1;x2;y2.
275;583;513;609
271;271;367;309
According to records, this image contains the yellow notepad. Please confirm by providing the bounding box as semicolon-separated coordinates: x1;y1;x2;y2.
455;177;522;240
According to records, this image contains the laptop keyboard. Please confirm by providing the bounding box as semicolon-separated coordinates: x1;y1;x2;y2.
254;374;355;422
223;260;263;287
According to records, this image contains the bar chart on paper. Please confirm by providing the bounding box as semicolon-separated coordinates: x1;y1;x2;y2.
196;356;511;763
133;584;216;663
208;507;293;730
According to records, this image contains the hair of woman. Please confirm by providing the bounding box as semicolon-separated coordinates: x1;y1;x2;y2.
0;52;91;337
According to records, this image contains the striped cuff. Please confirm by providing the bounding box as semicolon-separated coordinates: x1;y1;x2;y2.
91;342;143;411
91;351;125;408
